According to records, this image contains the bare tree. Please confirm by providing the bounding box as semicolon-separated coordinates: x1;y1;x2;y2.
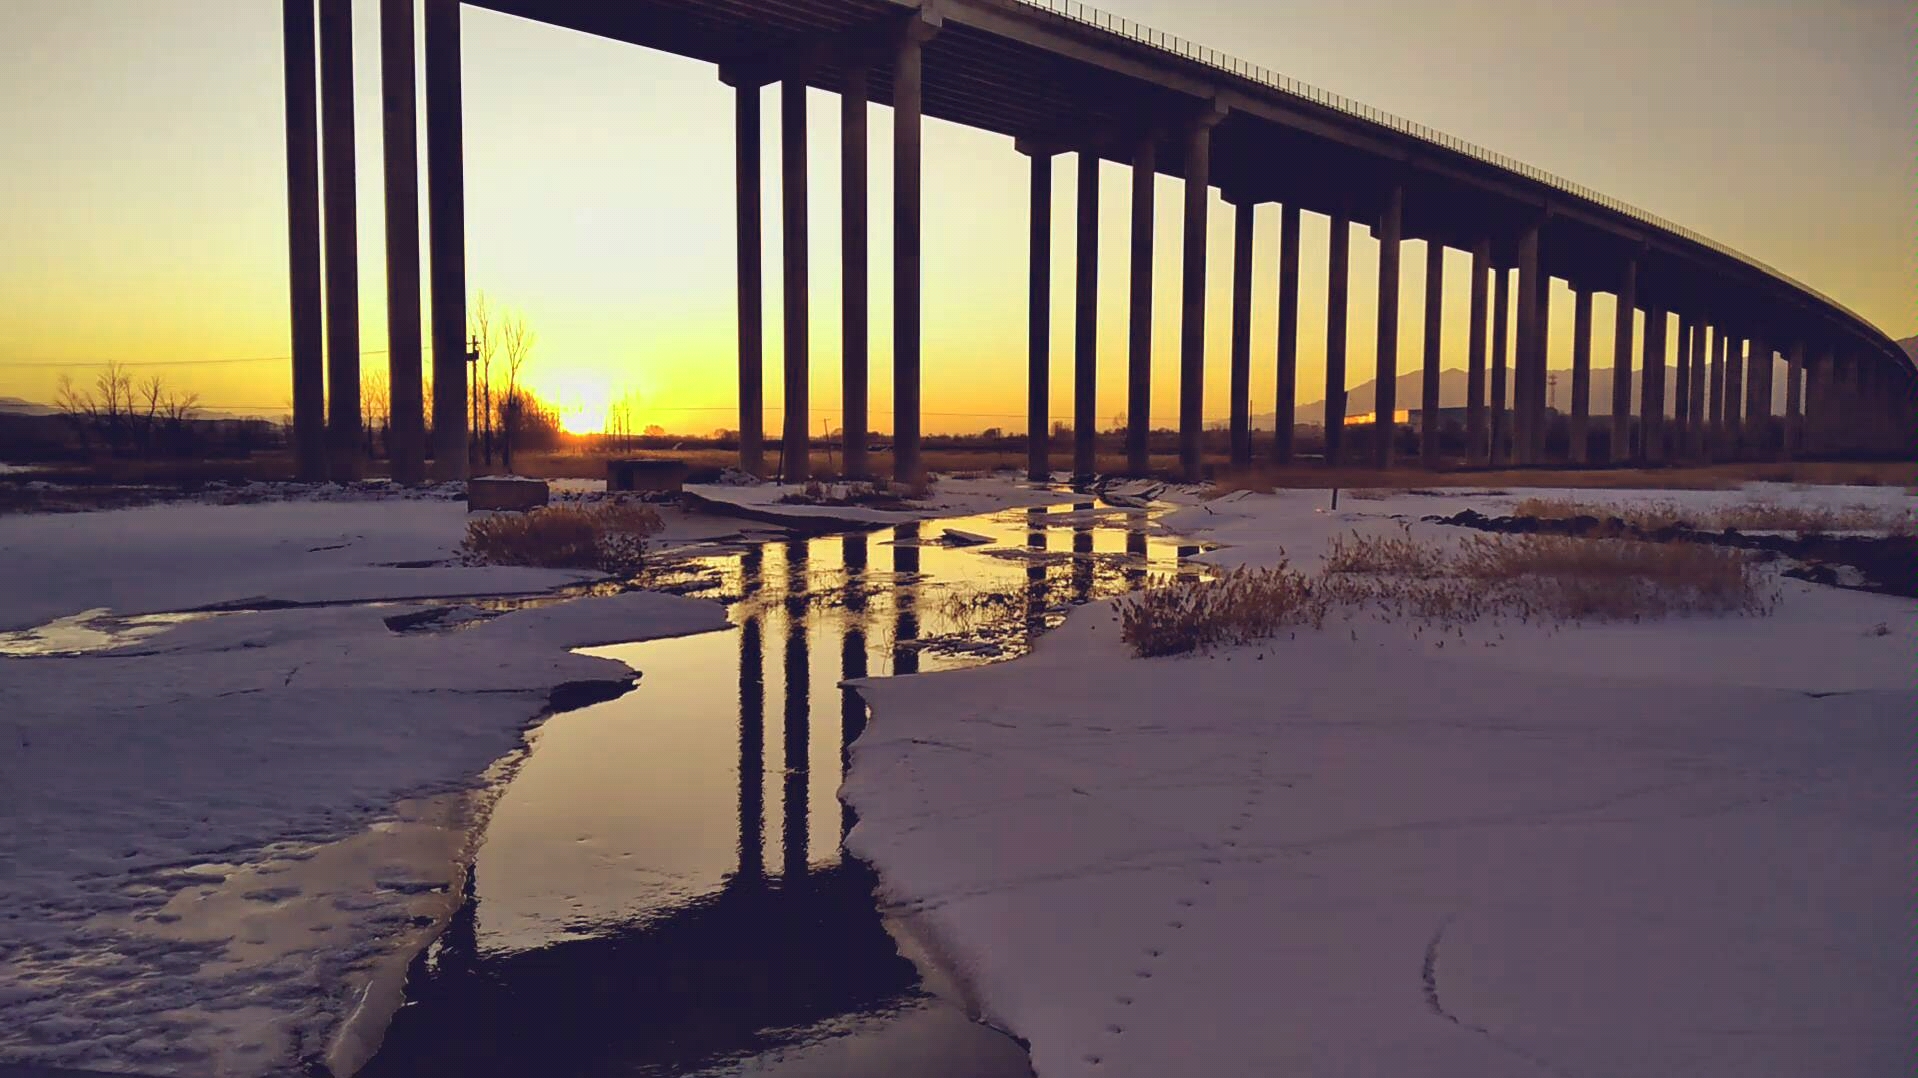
54;373;98;451
361;371;391;460
470;294;497;467
497;312;535;472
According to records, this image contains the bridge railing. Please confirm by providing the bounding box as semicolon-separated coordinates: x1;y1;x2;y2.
1009;0;1877;337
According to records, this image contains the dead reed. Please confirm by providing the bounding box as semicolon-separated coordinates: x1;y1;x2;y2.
1511;496;1912;537
461;501;663;575
1118;561;1324;657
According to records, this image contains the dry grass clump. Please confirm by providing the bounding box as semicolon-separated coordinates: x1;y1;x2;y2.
1321;526;1450;577
462;501;663;575
1119;528;1773;657
1118;562;1323;657
1511;496;1912;537
1453;534;1771;618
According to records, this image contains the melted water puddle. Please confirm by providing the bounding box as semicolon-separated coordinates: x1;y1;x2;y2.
365;504;1209;1077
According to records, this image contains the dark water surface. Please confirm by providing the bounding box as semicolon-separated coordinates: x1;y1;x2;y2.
363;503;1207;1078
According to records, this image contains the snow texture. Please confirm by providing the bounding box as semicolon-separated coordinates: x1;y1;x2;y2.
0;494;731;1077
843;483;1915;1078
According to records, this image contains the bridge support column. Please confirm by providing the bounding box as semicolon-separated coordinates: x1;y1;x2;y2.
1513;220;1541;466
1228;198;1255;468
1418;240;1444;469
892;27;926;483
283;0;326;483
1723;334;1745;459
1177;117;1215;482
1746;335;1773;457
1323;213;1350;466
1642;307;1667;463
1672;313;1693;461
424;0;467;481
1783;339;1804;459
1489;265;1509;465
1608;258;1636;465
1569;285;1592;464
1273;202;1301;465
732;83;765;475
1373;184;1404;468
1465;239;1490;465
780;79;810;483
1531;276;1551;463
1025;147;1052;482
1804;346;1833;455
1073;151;1100;483
319;0;361;481
380;0;425;486
1125;138;1155;476
1687;319;1708;459
1707;327;1726;459
840;71;869;480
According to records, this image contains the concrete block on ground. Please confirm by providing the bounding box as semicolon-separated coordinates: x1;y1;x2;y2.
467;475;549;512
608;458;690;493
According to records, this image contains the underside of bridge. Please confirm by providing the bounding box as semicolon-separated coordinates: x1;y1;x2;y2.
280;0;1918;483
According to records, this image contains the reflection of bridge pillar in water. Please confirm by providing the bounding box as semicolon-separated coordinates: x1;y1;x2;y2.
839;534;868;840
1070;515;1094;605
736;615;764;884
782;541;810;880
1125;526;1148;587
892;523;920;676
1024;510;1048;645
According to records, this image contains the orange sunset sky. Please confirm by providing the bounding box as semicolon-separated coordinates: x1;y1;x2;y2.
1;0;1910;434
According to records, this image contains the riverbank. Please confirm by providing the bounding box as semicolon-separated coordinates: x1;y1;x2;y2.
841;483;1914;1077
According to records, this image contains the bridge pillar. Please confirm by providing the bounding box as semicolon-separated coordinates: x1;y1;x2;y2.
1746;335;1774;457
1569;285;1593;464
1177;114;1217;482
1228;197;1256;469
1531;276;1551;463
1687;319;1708;459
1323;213;1351;466
780;79;811;483
892;27;926;484
1024;147;1053;482
1489;264;1510;465
319;0;361;481
1465;239;1491;466
424;0;467;481
840;70;870;480
1806;346;1835;455
733;83;765;475
1073;151;1100;483
1782;339;1805;459
1672;313;1693;460
282;0;326;483
1707;326;1726;459
1641;306;1667;463
1512;220;1540;465
1723;334;1745;459
1373;184;1404;468
781;555;810;880
1125;138;1155;476
1418;240;1444;469
737;613;764;882
1272;201;1302;465
380;0;426;486
1607;258;1636;466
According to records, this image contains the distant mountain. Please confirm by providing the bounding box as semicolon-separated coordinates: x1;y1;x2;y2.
0;396;59;417
1274;363;1784;427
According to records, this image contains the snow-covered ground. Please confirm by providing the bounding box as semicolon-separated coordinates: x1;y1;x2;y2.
843;483;1915;1077
0;492;749;1076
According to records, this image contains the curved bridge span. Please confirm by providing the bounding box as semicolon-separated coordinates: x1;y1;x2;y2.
279;0;1915;483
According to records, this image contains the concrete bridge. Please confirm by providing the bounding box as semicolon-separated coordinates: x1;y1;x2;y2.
280;0;1917;484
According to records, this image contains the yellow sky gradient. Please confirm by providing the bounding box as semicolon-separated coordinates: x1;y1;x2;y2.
1;0;1910;434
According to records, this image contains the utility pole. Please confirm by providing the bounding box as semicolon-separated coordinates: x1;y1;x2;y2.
466;335;479;468
1547;372;1560;411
